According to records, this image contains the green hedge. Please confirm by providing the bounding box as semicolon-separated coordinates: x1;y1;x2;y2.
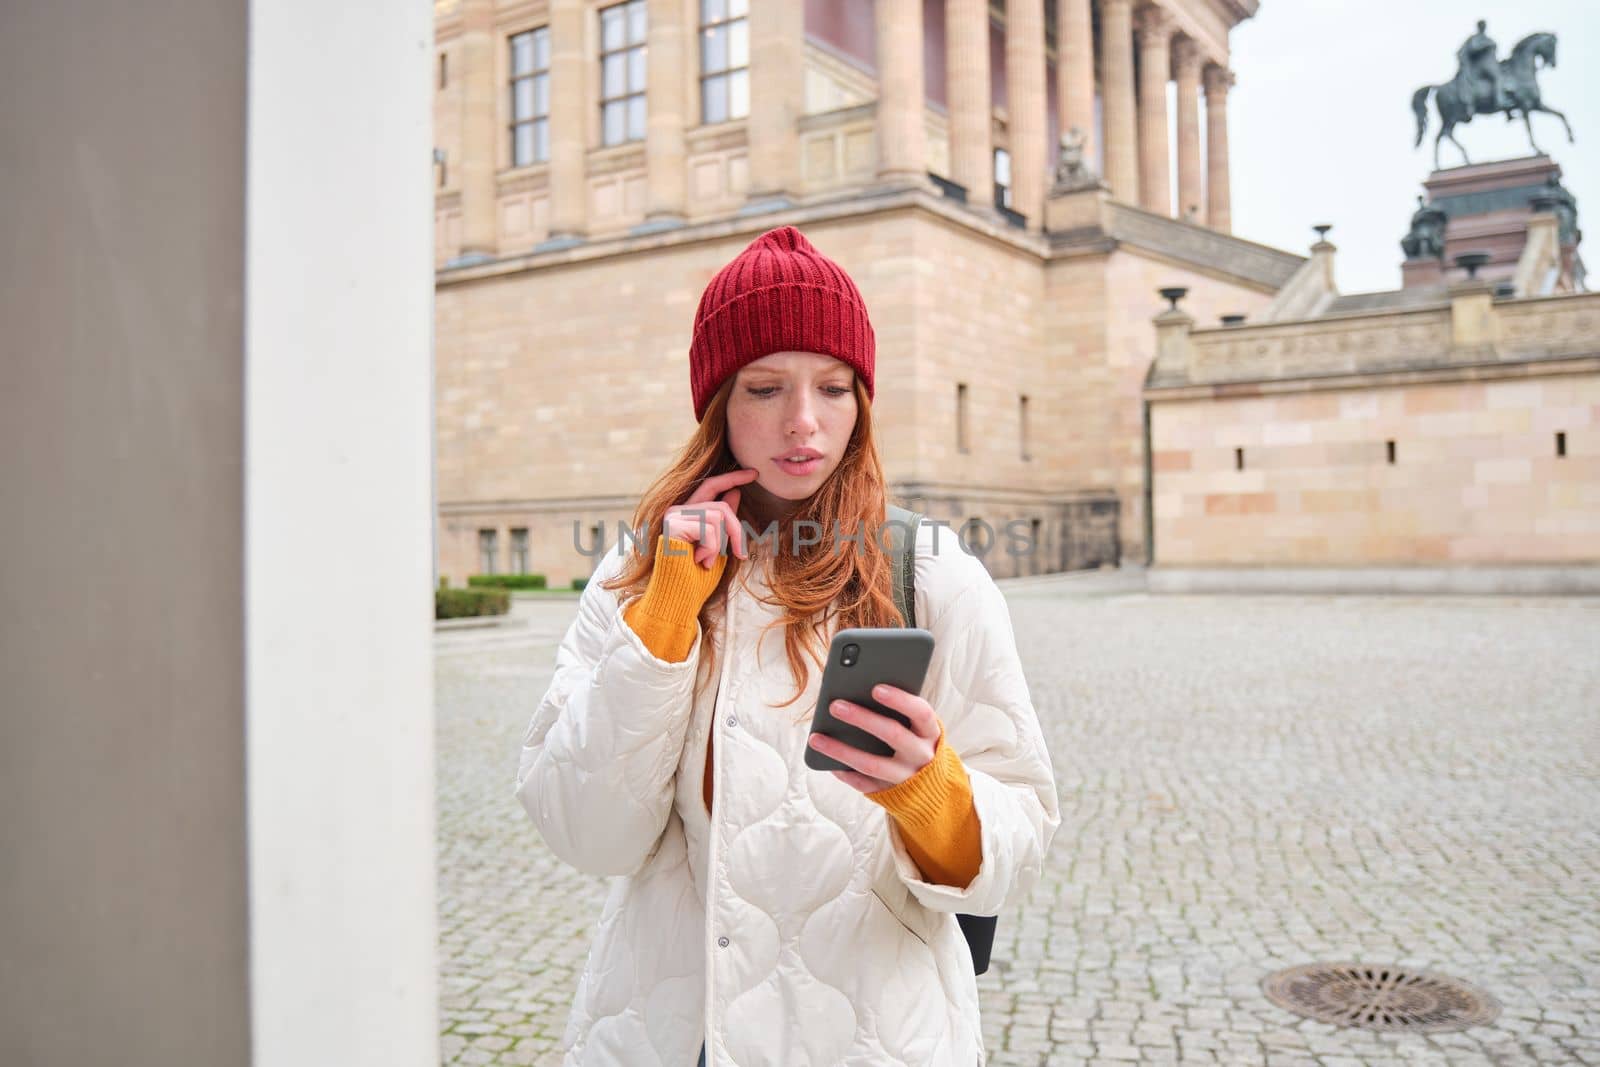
571;577;588;591
467;573;547;589
435;587;511;619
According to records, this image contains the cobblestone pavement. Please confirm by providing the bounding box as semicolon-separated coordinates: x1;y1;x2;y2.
435;577;1600;1066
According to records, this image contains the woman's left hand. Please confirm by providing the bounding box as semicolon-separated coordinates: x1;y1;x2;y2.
808;683;941;794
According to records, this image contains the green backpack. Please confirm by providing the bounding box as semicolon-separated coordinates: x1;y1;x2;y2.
883;504;998;976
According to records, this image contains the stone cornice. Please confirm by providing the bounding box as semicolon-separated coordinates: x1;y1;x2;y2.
895;482;1119;504
436;183;1050;288
685;119;749;155
1215;0;1259;24
495;167;549;196
1145;352;1600;400
796;101;876;135
441;483;1120;514
1146;290;1600;392
1095;201;1303;288
441;494;639;515
1136;0;1230;67
434;176;1303;294
586;140;647;177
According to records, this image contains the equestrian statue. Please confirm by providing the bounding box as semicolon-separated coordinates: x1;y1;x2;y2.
1412;20;1574;170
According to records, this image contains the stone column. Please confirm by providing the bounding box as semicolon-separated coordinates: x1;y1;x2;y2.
1005;0;1047;226
1173;36;1202;223
945;0;993;207
1057;0;1095;173
875;0;926;184
644;0;688;223
1135;5;1174;216
1099;0;1138;204
1204;63;1234;233
457;0;498;256
547;0;587;239
746;0;804;204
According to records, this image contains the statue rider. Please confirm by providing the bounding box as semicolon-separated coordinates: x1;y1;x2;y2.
1456;19;1505;113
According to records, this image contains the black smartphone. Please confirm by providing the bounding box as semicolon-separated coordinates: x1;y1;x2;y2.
805;627;936;773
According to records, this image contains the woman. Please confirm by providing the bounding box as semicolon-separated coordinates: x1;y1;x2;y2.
515;225;1059;1066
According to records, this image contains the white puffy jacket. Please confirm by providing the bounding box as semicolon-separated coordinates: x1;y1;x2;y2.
514;520;1060;1066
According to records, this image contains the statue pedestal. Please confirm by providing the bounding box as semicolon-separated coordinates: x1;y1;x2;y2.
1043;181;1112;237
1402;154;1578;289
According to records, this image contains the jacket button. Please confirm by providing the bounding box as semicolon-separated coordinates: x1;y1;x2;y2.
717;936;730;948
725;715;737;728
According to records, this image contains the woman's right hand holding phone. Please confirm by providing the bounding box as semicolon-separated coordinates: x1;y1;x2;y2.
663;468;758;569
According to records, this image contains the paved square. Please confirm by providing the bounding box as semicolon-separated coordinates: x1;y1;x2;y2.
435;576;1600;1066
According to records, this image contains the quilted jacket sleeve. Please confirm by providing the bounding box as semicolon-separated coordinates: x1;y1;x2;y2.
884;561;1061;918
513;548;707;877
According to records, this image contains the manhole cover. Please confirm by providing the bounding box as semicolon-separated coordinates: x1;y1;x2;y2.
1262;962;1500;1032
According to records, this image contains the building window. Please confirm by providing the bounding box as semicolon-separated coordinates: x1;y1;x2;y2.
439;52;448;90
699;0;749;125
510;27;551;166
478;529;499;575
1556;431;1567;457
510;528;530;574
1234;447;1245;471
957;383;970;454
1019;394;1031;461
993;147;1012;210
600;1;648;146
1386;439;1397;464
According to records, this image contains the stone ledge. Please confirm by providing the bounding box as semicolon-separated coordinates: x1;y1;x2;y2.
1148;565;1600;596
434;614;521;632
1144;351;1600;399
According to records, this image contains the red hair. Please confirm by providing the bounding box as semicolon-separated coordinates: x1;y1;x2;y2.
602;374;901;711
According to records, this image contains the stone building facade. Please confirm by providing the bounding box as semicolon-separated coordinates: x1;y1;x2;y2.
1145;165;1597;576
432;0;1283;586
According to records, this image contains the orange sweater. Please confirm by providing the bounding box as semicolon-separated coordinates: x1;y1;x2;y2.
621;534;983;889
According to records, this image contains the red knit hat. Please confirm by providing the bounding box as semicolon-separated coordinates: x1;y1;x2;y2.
688;225;875;422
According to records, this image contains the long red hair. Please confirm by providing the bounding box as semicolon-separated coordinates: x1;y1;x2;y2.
601;373;902;711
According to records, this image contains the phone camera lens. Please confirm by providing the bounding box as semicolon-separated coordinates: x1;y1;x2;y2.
841;643;859;667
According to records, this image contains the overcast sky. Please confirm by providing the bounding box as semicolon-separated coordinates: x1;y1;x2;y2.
1227;0;1595;295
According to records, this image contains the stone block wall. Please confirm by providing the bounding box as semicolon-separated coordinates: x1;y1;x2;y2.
1150;374;1600;564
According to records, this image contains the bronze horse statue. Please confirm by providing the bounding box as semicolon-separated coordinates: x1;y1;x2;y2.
1413;30;1574;170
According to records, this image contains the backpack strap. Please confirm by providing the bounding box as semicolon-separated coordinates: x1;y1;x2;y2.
884;504;920;629
884;501;997;976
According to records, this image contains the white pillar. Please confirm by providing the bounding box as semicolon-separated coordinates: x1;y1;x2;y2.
457;0;498;256
1100;0;1138;203
548;0;588;238
6;2;438;1062
1057;0;1095;168
876;0;927;183
946;0;993;206
1135;5;1175;216
1205;63;1235;233
1005;0;1047;227
746;0;804;203
1174;36;1203;223
644;0;689;222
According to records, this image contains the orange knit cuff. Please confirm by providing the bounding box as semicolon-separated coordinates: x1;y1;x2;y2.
621;535;726;662
865;726;984;888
